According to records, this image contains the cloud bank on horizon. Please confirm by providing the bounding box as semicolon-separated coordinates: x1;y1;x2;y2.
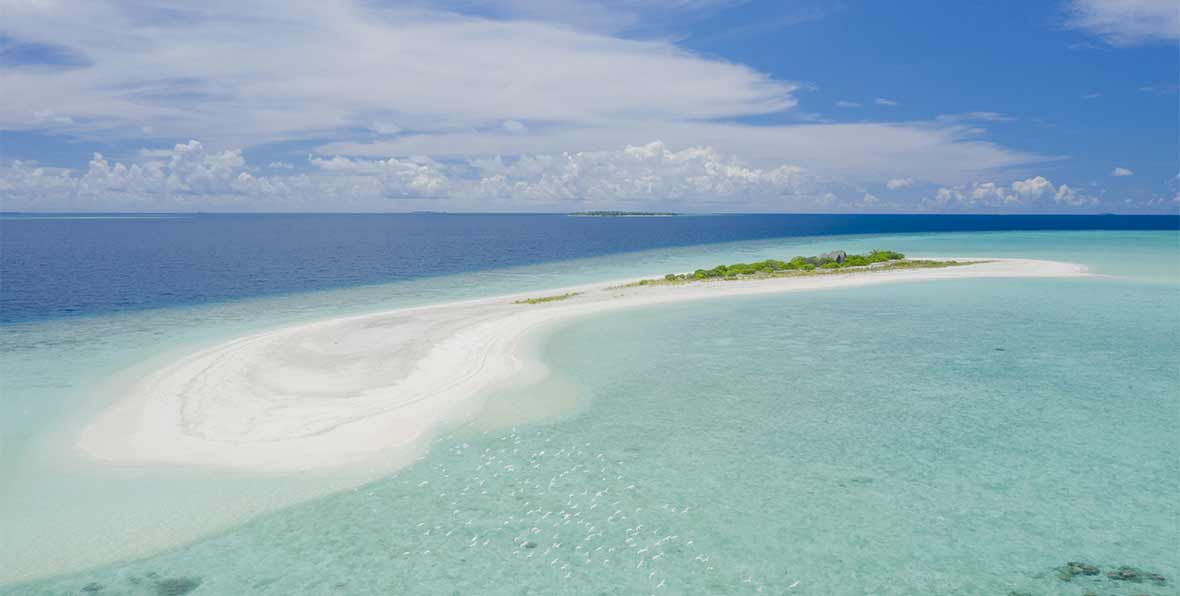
0;0;1176;213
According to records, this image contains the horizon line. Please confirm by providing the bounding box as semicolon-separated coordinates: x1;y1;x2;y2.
1;211;1177;217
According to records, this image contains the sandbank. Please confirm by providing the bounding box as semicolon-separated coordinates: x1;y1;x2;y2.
78;258;1088;472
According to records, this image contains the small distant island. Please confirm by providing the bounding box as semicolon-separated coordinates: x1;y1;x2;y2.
568;211;678;217
510;250;978;304
624;250;972;286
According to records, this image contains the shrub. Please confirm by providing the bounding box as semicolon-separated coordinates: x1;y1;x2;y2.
658;250;906;281
514;292;579;304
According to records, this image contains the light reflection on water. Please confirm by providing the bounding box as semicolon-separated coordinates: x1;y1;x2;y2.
1;231;1177;593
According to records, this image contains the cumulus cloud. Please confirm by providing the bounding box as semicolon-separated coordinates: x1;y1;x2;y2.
309;155;449;196
1010;175;1054;199
1066;0;1180;45
5;129;1064;212
4;141;1114;213
80;141;248;198
0;141;296;209
463;141;811;206
319;120;1047;187
929;175;1096;210
0;140;833;211
1054;184;1090;206
1112;167;1134;176
0;0;1066;212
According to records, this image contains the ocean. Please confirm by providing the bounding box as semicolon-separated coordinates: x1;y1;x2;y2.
0;214;1177;595
2;213;1174;323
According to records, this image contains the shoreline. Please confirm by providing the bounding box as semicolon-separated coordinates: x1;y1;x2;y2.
78;257;1089;474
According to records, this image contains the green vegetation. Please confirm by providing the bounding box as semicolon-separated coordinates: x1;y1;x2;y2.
677;249;906;280
621;250;973;287
568;211;677;217
513;292;580;304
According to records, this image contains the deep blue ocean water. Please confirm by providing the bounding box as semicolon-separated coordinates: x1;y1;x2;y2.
2;213;1176;323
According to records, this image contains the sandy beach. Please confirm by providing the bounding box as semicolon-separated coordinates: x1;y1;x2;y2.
78;257;1088;473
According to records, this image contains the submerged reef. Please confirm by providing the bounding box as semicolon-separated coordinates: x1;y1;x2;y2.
1105;565;1168;585
1051;560;1167;594
77;574;202;595
1059;561;1102;581
153;576;202;595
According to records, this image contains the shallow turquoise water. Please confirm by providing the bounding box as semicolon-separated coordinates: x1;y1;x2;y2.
2;231;1178;594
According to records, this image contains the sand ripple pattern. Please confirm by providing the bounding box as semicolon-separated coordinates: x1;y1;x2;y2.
78;258;1088;472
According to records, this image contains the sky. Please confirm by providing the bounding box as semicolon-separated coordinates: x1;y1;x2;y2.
0;0;1177;213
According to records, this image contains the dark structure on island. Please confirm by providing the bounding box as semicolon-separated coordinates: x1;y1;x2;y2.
819;250;847;264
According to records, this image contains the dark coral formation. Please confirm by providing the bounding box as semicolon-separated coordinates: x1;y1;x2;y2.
1053;560;1167;593
1059;561;1101;581
1106;565;1167;585
153;576;202;595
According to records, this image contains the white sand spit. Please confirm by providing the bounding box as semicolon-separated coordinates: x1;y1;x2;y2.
78;258;1087;472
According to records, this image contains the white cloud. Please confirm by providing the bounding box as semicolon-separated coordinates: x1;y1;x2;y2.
0;1;796;146
369;123;403;136
1066;0;1180;45
1054;184;1090;206
309;155;449;196
1138;84;1180;94
1011;175;1054;199
32;109;74;126
1112;167;1134;176
318;120;1048;186
501;120;527;134
1;140;833;211
426;0;745;36
937;112;1015;123
835;100;861;108
76;141;248;198
463;141;812;206
3;141;1113;213
0;1;1073;212
886;177;914;190
874;98;900;106
0;141;295;209
929;175;1097;210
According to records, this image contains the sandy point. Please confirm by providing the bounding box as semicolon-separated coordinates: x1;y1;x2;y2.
78;257;1089;473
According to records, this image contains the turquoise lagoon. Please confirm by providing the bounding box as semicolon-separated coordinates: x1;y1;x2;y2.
1;230;1178;595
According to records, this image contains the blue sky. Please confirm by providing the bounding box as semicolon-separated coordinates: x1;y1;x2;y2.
0;0;1176;213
